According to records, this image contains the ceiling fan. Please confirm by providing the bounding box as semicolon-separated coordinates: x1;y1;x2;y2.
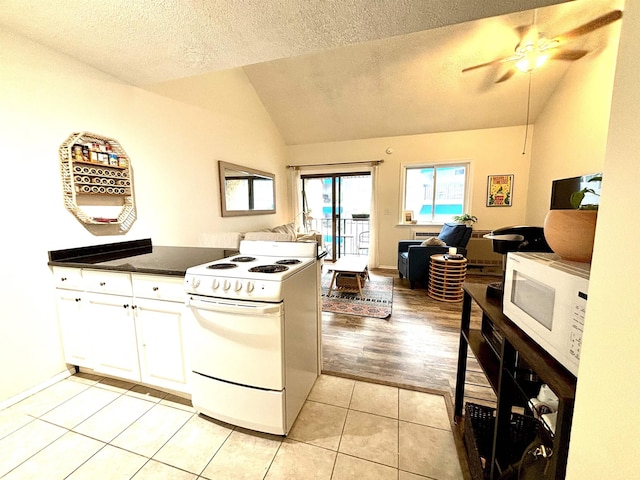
463;9;623;83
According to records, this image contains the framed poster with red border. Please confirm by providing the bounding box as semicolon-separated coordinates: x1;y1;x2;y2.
487;174;513;207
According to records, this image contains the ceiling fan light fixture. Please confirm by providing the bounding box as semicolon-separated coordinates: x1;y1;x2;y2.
462;10;622;81
515;50;550;72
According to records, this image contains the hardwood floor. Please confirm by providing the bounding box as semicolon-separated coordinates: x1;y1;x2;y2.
320;267;499;408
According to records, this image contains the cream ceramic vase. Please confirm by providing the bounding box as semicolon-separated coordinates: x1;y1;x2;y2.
543;209;598;263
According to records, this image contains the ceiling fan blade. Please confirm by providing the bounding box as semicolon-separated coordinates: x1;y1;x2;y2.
551;49;589;61
462;58;507;73
554;10;623;42
462;53;521;73
495;68;516;83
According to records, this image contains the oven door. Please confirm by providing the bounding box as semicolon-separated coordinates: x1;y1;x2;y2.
186;294;285;390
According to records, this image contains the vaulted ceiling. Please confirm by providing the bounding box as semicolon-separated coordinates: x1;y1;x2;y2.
1;0;623;145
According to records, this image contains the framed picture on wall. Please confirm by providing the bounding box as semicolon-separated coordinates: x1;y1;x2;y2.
403;210;414;223
487;174;514;207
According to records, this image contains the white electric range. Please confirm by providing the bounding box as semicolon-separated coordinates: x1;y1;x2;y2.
184;240;320;435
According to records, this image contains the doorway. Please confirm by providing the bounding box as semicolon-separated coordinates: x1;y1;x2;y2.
301;173;371;261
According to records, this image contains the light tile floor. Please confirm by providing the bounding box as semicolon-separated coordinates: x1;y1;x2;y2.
0;373;464;480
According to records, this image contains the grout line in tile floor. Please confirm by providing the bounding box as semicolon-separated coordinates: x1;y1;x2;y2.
1;372;466;480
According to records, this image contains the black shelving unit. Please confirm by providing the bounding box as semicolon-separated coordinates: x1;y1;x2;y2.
454;283;577;479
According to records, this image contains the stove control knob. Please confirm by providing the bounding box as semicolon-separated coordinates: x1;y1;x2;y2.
191;277;201;288
223;279;231;291
212;278;220;290
234;280;243;292
246;282;255;293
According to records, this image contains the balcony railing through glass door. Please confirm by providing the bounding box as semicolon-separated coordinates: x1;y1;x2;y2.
308;217;369;257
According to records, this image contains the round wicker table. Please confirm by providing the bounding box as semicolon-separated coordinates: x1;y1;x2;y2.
428;254;468;302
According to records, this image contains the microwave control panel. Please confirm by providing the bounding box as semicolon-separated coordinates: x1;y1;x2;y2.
568;291;588;362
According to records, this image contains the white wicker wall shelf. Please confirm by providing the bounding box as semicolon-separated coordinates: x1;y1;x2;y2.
59;132;136;232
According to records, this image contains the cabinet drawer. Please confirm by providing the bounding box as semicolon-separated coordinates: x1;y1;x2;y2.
132;274;185;302
52;267;84;290
83;270;132;296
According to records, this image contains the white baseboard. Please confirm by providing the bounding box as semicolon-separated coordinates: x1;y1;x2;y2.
0;367;74;411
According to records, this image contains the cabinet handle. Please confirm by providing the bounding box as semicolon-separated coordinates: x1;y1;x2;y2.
131;305;137;309
75;298;81;302
100;282;106;286
123;304;129;308
152;286;159;291
61;277;67;282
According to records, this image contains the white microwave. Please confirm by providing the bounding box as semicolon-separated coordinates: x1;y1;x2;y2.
503;252;590;377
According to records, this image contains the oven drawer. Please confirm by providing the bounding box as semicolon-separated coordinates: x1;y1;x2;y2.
132;274;185;302
191;372;286;435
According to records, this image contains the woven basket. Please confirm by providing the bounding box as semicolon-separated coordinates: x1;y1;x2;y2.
463;403;540;480
464;403;495;480
335;271;367;288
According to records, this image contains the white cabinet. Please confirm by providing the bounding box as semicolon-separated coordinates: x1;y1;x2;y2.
53;268;190;393
53;267;92;368
55;289;92;368
134;298;189;392
132;274;189;393
86;292;141;382
83;269;132;296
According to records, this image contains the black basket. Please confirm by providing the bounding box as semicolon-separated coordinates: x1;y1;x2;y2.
464;403;495;480
463;403;540;480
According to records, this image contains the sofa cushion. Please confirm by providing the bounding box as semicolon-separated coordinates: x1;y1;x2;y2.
437;223;467;246
421;237;445;246
271;222;298;238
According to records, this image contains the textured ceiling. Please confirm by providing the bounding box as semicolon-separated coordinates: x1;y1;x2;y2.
0;0;623;145
242;0;623;144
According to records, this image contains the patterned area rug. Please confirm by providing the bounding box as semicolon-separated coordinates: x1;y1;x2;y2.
321;274;393;319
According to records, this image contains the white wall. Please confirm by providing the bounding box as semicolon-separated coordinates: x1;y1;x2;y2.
566;2;640;477
525;14;622;225
288;125;533;267
0;30;288;403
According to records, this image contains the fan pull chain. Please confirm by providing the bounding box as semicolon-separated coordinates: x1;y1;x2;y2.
522;71;532;155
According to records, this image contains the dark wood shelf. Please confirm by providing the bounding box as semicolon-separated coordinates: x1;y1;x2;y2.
455;282;577;480
465;329;500;393
463;283;576;399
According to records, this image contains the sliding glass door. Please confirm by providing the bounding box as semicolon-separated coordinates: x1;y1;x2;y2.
301;173;371;261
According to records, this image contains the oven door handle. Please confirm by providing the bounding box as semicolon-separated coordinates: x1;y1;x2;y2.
187;297;282;315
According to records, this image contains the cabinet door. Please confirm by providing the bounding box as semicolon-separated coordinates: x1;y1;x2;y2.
134;298;189;393
55;289;92;368
86;292;141;382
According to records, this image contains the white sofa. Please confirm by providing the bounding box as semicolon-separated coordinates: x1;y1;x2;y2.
199;222;322;250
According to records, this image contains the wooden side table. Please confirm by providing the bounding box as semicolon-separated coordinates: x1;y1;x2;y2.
428;254;467;302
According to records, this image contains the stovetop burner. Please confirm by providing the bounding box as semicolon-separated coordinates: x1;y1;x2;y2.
275;259;301;265
249;265;289;274
231;256;257;262
207;263;238;270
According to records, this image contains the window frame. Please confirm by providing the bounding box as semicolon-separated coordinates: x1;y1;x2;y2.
399;161;471;225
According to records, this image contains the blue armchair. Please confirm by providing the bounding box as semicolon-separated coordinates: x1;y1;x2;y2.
398;223;472;289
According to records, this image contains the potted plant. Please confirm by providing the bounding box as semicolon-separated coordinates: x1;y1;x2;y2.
569;175;602;209
453;213;478;226
544;175;601;263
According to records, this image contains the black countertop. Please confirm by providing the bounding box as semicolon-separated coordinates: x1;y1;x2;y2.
48;238;238;276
